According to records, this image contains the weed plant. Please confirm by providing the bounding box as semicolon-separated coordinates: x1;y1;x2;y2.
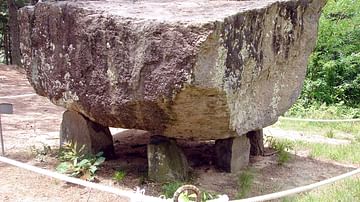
237;169;254;199
325;130;335;138
161;181;184;199
56;142;105;181
113;170;127;182
30;143;53;162
266;137;294;165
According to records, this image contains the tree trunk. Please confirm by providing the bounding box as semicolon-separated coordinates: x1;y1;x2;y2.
3;24;10;65
246;129;265;156
7;0;21;66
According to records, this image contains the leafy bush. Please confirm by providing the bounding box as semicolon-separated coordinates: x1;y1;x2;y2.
56;142;105;181
299;0;360;108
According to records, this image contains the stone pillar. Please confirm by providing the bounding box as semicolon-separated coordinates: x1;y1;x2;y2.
60;110;115;158
246;129;265;156
215;135;250;173
147;135;189;182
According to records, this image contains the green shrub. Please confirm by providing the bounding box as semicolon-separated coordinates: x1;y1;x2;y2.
299;0;360;108
56;142;105;181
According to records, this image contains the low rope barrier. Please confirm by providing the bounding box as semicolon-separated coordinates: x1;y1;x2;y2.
230;168;360;202
0;156;167;202
279;116;360;122
0;93;37;99
1;155;359;202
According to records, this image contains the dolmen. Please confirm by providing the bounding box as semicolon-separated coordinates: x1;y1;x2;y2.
19;0;326;182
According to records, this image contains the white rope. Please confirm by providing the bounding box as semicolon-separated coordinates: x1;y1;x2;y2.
0;156;167;202
230;168;360;202
1;156;360;202
0;93;37;99
279;116;360;122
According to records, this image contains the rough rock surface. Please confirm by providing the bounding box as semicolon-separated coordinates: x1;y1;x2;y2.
19;0;326;140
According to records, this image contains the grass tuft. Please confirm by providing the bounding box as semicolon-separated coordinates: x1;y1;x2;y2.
237;169;254;199
113;169;127;182
325;129;335;138
161;181;183;199
267;137;294;165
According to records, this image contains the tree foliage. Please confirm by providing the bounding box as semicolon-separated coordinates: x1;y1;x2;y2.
300;0;360;107
0;1;9;63
0;0;34;64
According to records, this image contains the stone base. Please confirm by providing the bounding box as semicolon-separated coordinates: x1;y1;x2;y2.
215;135;250;173
147;136;189;182
60;110;115;158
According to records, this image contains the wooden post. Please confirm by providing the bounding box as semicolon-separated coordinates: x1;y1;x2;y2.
7;0;21;66
3;24;10;65
246;129;265;156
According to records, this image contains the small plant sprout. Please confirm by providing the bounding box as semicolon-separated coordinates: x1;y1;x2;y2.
201;191;219;201
30;143;52;162
58;141;85;162
56;141;106;181
161;181;183;199
266;137;294;165
113;169;127;182
325;129;335;138
237;169;254;199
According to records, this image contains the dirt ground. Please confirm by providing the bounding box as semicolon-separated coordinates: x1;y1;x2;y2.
0;65;356;201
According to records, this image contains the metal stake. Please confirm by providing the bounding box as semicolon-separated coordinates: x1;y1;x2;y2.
0;114;4;156
0;103;13;156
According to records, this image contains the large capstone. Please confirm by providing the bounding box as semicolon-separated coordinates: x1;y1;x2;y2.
19;0;326;140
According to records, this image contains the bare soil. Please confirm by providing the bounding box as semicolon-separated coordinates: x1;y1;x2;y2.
0;65;356;201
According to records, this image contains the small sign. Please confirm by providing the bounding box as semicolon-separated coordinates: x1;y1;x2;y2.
0;103;13;114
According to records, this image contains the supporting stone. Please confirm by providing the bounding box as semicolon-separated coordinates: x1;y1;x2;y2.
215;135;250;173
246;129;265;156
60;110;115;158
147;135;189;182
